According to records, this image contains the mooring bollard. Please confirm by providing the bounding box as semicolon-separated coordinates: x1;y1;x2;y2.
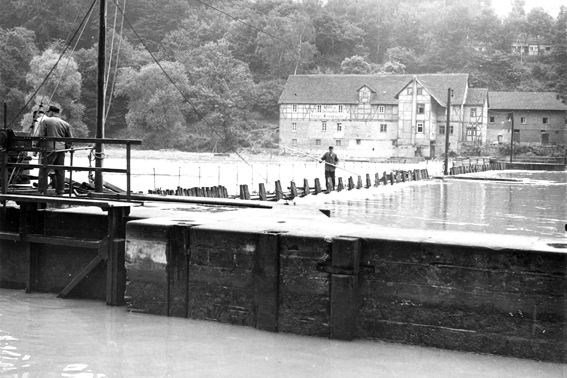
401;171;406;182
337;177;344;192
382;171;388;185
374;172;380;187
389;172;394;185
365;174;371;188
357;176;363;189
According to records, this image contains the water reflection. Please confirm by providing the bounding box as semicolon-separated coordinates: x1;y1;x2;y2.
327;171;566;238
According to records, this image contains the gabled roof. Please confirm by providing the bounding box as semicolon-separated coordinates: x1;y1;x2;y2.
278;74;469;106
489;92;567;111
466;88;488;106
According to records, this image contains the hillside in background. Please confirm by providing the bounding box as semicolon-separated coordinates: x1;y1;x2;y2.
0;0;565;151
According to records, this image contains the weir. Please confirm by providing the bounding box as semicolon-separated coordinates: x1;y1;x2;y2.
0;188;565;363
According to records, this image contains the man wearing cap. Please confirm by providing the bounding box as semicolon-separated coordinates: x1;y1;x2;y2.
35;105;73;195
319;145;339;190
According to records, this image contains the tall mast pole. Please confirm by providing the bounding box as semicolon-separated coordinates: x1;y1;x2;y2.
95;0;107;192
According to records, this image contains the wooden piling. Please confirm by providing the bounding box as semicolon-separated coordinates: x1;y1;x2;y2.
374;173;380;187
303;179;310;195
357;176;363;189
275;181;283;200
314;178;321;194
337;177;344;192
365;174;371;188
347;177;354;190
326;177;334;192
382;172;387;185
290;181;298;199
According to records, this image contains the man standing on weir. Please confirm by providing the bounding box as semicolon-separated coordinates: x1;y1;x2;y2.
35;105;73;195
320;145;339;190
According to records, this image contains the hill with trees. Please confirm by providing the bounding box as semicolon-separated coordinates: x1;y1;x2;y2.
0;0;565;152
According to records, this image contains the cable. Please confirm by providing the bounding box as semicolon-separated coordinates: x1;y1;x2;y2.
105;0;127;122
8;0;98;128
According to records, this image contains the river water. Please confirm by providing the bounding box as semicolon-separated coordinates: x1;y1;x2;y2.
5;154;566;376
315;170;566;239
0;289;564;378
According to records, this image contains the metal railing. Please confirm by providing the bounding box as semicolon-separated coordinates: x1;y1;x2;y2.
1;134;142;201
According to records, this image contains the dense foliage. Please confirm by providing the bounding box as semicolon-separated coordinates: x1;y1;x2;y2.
0;0;565;151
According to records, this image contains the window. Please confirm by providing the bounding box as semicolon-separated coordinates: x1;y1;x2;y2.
336;140;341;147
337;123;342;131
450;125;454;135
497;135;503;144
543;117;549;124
378;106;385;113
356;139;361;145
439;125;445;134
407;88;413;95
467;127;477;136
361;91;369;103
317;105;322;112
292;104;297;112
292;139;297;146
520;117;526;124
338;105;343;113
380;124;387;132
417;122;424;133
315;139;321;145
489;116;495;123
322;121;327;131
417;104;425;114
292;122;297;132
470;108;477;117
417;88;423;95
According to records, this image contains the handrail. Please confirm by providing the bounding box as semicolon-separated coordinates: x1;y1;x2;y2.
1;133;142;201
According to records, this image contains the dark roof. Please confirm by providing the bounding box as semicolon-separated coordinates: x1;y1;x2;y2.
278;74;469;106
489;92;567;111
466;88;488;106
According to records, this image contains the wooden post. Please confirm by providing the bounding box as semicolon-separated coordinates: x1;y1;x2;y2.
389;173;394;185
330;237;360;341
303;179;310;195
106;207;129;306
337;177;344;191
275;180;283;200
254;232;280;332
382;172;387;185
365;174;371;188
401;171;406;182
290;181;298;199
374;173;380;187
259;183;267;201
314;178;321;194
347;177;354;190
356;176;362;189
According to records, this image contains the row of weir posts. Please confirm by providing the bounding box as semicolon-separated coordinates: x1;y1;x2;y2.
238;168;431;201
148;185;229;198
449;162;505;175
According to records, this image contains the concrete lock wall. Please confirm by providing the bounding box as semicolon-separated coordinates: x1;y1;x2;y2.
125;219;567;363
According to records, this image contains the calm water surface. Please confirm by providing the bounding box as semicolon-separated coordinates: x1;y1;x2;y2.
0;289;564;378
326;171;566;238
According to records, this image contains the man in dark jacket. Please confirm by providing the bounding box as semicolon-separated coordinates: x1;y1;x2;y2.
319;146;339;190
35;105;73;195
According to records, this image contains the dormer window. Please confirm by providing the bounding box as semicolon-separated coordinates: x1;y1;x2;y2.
359;86;372;103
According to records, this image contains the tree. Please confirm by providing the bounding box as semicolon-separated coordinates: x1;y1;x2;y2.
114;61;190;149
25;48;88;136
340;55;372;74
0;27;38;127
550;6;567;103
255;6;317;78
177;39;258;151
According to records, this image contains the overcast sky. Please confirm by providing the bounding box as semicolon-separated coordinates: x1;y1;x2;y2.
491;0;564;17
